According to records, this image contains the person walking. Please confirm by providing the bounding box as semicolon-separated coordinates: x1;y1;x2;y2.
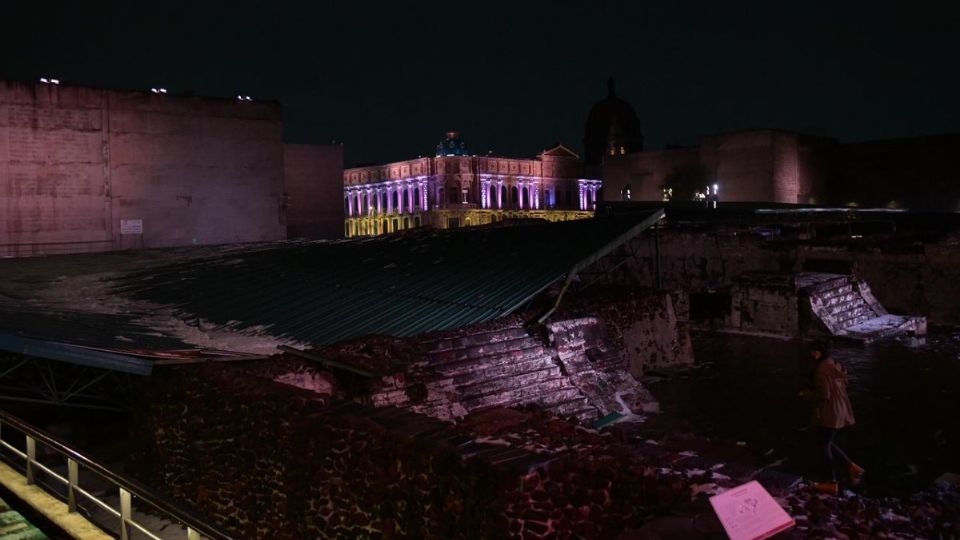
802;341;865;495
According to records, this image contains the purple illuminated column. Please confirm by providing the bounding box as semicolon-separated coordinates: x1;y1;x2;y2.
420;181;428;211
497;180;503;208
407;183;414;210
518;181;525;209
346;191;353;216
376;188;382;214
397;184;404;214
534;183;540;209
579;184;586;210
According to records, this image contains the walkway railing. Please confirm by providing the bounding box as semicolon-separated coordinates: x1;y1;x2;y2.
0;410;233;540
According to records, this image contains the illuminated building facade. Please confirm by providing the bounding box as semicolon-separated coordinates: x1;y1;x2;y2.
343;133;600;237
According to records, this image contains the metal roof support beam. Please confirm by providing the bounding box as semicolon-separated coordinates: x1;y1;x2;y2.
278;345;377;378
0;333;152;376
536;209;664;324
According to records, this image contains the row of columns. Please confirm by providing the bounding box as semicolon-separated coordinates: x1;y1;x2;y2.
346;180;428;217
578;181;601;211
479;178;541;210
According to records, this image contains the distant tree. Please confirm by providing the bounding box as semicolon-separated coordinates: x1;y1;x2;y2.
661;162;710;201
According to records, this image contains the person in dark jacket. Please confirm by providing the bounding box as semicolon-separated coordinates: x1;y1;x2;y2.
802;341;864;494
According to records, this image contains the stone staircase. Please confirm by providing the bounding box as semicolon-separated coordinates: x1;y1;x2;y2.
371;325;601;423
799;273;926;342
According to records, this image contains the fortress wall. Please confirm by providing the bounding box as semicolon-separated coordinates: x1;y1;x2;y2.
1;80;286;256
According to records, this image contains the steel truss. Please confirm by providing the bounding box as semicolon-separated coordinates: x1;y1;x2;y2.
0;353;136;410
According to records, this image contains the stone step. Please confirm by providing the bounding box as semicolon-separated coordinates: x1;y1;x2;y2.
833;304;876;328
457;364;562;400
838;312;874;330
427;344;547;377
815;287;855;306
420;326;531;353
818;291;862;310
545;396;596;417
461;379;582;411
424;336;541;364
448;354;556;386
809;277;853;296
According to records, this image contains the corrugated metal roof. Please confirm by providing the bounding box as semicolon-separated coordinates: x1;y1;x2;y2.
0;211;662;369
114;212;662;348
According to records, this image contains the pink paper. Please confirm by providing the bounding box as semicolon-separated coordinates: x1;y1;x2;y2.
709;480;795;540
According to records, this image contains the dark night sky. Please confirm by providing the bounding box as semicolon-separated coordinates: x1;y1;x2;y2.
3;2;958;167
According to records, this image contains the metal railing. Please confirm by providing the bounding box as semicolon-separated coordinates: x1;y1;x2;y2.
0;410;234;540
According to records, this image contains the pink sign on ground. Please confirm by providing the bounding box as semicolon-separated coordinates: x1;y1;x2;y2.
709;480;795;540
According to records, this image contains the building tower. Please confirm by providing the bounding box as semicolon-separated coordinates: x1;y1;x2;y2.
583;78;644;167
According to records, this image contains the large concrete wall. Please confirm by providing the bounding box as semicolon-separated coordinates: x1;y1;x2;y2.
284;143;344;239
1;80;286;257
602;130;837;205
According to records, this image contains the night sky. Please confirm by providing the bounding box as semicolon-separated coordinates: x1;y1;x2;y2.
3;2;958;167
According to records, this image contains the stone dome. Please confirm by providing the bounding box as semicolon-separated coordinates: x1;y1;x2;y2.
583;78;644;165
436;131;469;157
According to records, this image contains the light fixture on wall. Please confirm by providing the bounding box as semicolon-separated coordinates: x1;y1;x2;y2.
39;78;60;84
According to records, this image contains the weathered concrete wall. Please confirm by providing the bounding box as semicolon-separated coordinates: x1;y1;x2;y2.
284;143;344;239
1;80;286;256
626;228;960;326
725;273;799;336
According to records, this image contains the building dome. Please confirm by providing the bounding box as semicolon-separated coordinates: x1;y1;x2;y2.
583;78;644;166
436;131;469;157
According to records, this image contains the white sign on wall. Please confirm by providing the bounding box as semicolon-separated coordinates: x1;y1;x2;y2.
120;219;143;235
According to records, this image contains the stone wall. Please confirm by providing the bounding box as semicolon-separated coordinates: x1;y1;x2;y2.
625;227;960;326
1;80;286;257
725;272;799;336
130;362;691;539
553;288;694;377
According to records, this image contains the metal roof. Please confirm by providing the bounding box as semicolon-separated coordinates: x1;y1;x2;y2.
115;211;663;348
0;211;663;370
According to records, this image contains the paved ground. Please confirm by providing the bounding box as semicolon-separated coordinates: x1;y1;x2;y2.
0;496;47;539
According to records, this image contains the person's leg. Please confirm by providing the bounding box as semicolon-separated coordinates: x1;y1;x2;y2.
828;436;853;470
816;427;837;482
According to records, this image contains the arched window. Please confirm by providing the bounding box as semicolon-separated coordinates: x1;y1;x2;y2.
438;188;444;206
522;186;529;209
500;185;507;208
489;185;496;208
414;187;420;209
392;191;399;210
448;188;459;204
511;186;518;206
